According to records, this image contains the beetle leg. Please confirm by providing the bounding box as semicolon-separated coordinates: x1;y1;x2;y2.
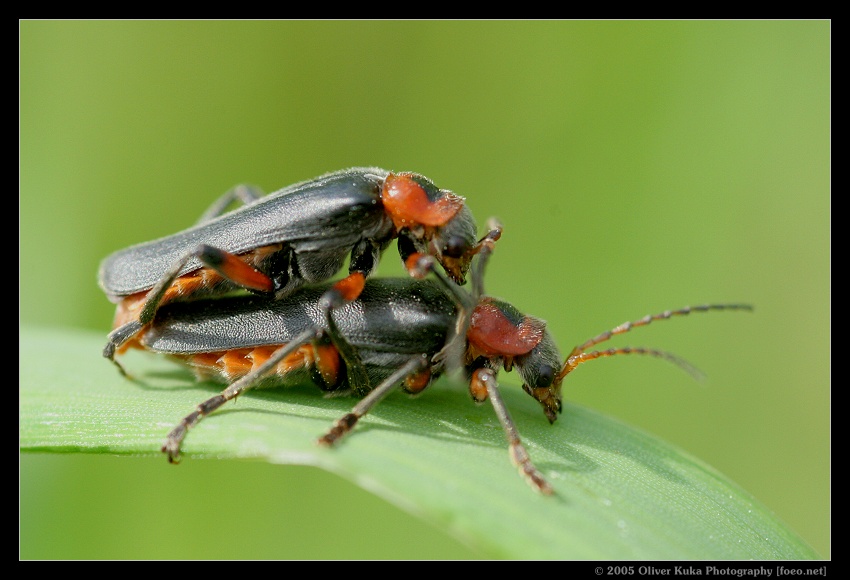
194;184;265;224
316;237;390;308
313;239;392;395
349;238;387;278
406;252;475;376
415;219;502;375
103;320;144;375
406;253;475;310
191;245;276;295
319;291;373;396
474;367;554;495
469;218;502;299
317;354;430;446
138;245;274;326
319;272;367;310
104;244;276;365
162;326;322;463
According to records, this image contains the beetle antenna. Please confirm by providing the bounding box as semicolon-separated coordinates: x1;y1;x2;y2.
557;303;753;382
561;346;706;381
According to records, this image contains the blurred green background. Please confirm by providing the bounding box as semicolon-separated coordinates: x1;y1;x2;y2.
20;21;829;559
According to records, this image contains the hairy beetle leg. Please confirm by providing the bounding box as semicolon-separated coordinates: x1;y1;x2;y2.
429;218;503;373
318;355;430;446
194;245;275;295
319;272;367;310
316;272;373;395
474;368;554;495
194;184;265;225
103;319;144;374
473;217;503;255
405;252;475;376
162;327;322;462
104;244;276;366
470;218;502;298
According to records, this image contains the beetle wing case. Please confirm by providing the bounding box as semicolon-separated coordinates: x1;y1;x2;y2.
99;168;394;297
141;278;457;382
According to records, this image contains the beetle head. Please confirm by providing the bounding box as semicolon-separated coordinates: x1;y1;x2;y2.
466;297;564;423
515;332;564;424
383;172;478;284
428;203;478;284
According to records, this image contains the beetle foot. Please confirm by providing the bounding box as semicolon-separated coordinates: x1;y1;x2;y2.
509;441;554;495
317;413;359;446
161;425;187;463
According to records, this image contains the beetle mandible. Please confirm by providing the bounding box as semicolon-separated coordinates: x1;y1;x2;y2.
124;235;752;495
99;167;501;390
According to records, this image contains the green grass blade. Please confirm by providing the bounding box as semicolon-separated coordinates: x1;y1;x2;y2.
20;325;818;559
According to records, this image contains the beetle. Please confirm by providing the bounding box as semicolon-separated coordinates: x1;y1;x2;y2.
124;238;752;495
99;167;501;381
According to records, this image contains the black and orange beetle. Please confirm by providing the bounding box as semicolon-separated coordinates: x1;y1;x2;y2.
98;167;501;385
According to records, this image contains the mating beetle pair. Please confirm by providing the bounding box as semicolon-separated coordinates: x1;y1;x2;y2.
99;168;751;494
99;167;500;390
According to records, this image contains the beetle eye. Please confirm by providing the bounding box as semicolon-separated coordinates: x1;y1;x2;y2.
442;236;469;258
534;364;555;389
